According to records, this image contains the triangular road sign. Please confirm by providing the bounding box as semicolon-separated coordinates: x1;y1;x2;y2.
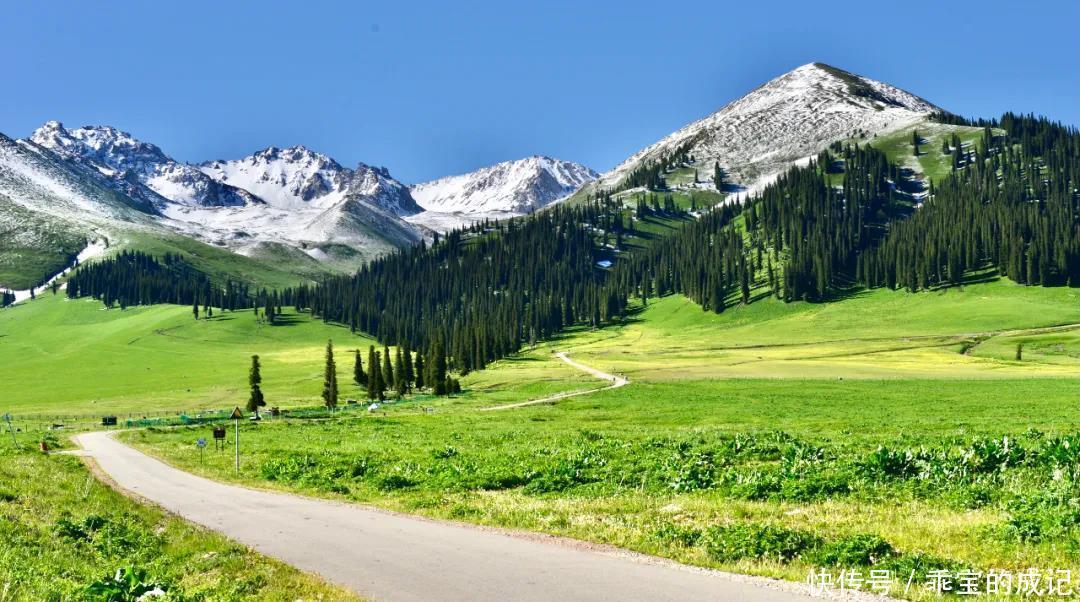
230;407;244;420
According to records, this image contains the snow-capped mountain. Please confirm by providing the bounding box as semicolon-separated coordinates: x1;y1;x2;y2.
30;121;259;208
199;146;421;216
8;123;425;281
586;62;939;197
411;156;597;214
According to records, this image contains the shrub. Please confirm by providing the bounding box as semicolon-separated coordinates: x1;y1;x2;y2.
432;445;458;459
667;451;716;493
523;449;603;494
861;446;918;480
654;523;703;547
56;514;107;541
810;533;895;566
1003;487;1080;542
83;565;167;602
702;523;820;563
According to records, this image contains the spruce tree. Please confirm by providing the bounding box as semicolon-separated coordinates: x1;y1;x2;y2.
393;347;406;397
402;343;414;391
322;340;338;410
414;352;425;391
432;342;448;396
353;348;367;387
366;345;379;401
382;346;394;393
246;354;266;417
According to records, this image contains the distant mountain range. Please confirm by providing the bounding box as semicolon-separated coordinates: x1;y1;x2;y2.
0;62;943;290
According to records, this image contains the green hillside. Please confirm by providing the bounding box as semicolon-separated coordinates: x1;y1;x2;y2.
563;275;1080;380
0;294;377;415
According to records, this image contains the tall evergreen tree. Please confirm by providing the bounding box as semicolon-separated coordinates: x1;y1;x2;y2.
366;345;380;401
393;347;406;397
322;340;338;410
353;348;367;387
246;354;266;417
382;346;394;393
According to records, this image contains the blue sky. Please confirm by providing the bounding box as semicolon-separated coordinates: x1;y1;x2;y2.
3;1;1077;183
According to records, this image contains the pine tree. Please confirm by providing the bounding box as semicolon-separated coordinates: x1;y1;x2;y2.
366;346;379;401
353;348;366;387
382;346;394;393
414;352;426;391
393;346;406;397
402;343;414;392
246;354;266;417
322;340;338;410
432;342;448;396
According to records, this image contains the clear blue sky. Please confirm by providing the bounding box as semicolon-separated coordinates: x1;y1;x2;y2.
3;1;1077;183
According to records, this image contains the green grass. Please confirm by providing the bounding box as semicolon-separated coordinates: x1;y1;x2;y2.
0;435;356;600
9;262;1080;598
126;375;1080;599
0;294;378;416
118;230;329;290
563;276;1080;380
108;275;1080;599
0;196;86;290
872;121;997;185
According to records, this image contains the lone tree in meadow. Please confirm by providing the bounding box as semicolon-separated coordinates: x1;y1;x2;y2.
322;340;338;411
246;354;266;418
353;348;367;387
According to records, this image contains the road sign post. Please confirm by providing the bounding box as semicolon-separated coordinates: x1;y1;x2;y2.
2;413;17;449
230;407;243;473
196;438;207;464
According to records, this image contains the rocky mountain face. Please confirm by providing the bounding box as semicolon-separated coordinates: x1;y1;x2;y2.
12;123;425;275
30;121;259;208
411;156;597;214
585;62;939;198
199;145;421;216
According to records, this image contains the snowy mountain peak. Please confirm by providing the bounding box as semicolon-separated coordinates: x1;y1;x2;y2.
198;146;419;216
593;63;940;195
411;156;597;214
29;121;257;208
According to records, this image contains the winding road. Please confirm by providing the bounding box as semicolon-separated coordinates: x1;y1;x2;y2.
73;353;830;602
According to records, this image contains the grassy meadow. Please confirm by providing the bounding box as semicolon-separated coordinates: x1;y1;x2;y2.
0;433;356;600
92;275;1080;599
0;294;378;416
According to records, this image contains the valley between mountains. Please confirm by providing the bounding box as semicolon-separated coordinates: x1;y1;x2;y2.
3;60;1080;601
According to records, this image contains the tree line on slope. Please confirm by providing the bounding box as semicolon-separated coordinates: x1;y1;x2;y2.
609;113;1078;306
60;113;1078;377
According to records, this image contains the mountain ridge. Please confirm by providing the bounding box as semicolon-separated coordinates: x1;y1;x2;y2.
579;62;940;200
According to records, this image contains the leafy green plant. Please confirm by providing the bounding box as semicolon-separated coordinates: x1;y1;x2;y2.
702;523;819;563
83;565;167;602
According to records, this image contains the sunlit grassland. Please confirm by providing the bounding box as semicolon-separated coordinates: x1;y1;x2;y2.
561;278;1080;380
0;294;378;415
127;373;1080;600
0;435;357;600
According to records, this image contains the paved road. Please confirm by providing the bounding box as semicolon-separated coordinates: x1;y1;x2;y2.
75;431;821;602
482;352;629;411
